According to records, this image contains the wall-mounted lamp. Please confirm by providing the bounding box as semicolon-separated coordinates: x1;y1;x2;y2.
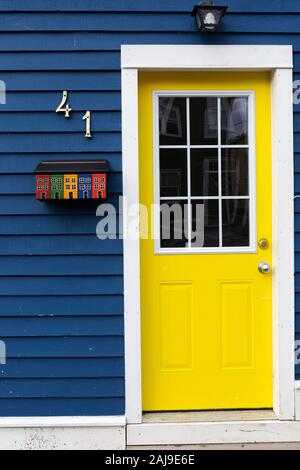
192;1;227;32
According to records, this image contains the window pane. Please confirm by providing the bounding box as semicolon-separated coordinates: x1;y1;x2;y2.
221;97;248;145
222;148;249;196
190;97;218;145
191;200;219;248
191;149;218;197
160;200;188;248
222;199;249;247
159;97;187;146
160;149;187;197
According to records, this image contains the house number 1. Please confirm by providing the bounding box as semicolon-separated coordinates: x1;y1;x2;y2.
82;111;92;138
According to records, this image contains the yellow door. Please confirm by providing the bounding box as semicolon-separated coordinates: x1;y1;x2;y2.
139;72;273;411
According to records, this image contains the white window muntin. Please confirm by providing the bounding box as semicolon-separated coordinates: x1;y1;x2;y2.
153;90;256;255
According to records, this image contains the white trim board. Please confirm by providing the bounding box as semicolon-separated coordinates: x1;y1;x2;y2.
295;381;300;420
127;421;300;446
122;45;295;424
121;45;293;70
0;416;126;428
0;417;126;450
0;426;125;451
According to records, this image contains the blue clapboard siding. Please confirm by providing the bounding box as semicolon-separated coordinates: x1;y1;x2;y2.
3;13;300;34
1;0;300;415
0;236;123;255
0;0;299;14
0;134;122;153
4;337;124;357
0;277;123;296
0;52;120;70
2;71;121;90
0;316;124;336
0;154;122;173
0;378;124;398
1;92;121;110
0;112;121;132
0;197;121;215
0;296;124;316
0;215;121;235
3;33;300;53
0;399;124;417
0;256;123;276
0;358;124;378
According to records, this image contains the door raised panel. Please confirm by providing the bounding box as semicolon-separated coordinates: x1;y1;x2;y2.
159;282;195;372
219;281;254;370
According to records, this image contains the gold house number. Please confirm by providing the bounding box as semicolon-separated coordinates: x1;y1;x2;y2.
55;92;92;138
56;91;72;118
82;111;92;138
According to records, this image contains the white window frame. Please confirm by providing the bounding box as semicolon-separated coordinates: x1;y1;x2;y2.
121;45;294;424
154;90;256;255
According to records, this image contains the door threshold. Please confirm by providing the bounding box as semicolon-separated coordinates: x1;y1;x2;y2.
143;409;276;423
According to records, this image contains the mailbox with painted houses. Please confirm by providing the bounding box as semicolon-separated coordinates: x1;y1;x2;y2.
35;160;109;201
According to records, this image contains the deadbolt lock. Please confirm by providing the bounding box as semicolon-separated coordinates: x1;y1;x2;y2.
258;238;269;250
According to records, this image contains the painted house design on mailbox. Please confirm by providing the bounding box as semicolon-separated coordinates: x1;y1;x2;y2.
78;174;92;199
92;174;107;200
64;174;78;200
2;0;300;452
35;175;50;200
50;175;64;200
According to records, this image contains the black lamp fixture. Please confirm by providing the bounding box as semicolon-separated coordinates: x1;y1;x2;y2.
192;0;227;32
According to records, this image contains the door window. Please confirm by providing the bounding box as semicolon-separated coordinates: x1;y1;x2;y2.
156;93;254;253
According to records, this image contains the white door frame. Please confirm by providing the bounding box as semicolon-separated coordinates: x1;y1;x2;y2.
121;45;295;424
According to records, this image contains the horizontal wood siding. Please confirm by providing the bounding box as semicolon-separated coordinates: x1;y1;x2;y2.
0;4;125;417
0;0;299;415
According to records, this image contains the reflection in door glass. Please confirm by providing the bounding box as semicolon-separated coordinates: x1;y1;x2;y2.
222;199;249;247
221;97;248;145
159;98;187;146
160;200;188;248
190;97;218;145
222;149;249;197
191;200;219;248
191;149;219;197
160;149;187;197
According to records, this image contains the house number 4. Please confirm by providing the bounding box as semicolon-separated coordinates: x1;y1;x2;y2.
56;91;72;118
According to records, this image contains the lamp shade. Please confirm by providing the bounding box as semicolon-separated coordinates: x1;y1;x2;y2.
192;2;227;32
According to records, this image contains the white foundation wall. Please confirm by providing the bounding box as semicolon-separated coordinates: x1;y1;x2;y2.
0;417;126;450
